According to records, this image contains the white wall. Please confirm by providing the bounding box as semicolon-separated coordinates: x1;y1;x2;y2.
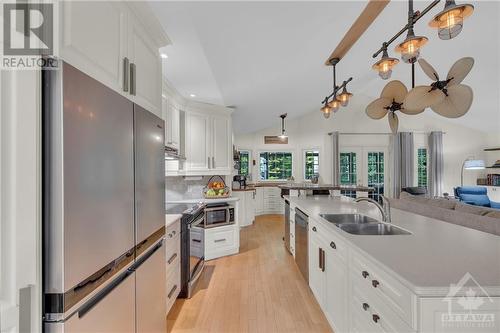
235;94;491;196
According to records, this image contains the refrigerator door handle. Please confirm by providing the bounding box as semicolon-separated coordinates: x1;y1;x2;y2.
77;269;134;319
123;57;129;92
129;63;136;96
130;239;164;271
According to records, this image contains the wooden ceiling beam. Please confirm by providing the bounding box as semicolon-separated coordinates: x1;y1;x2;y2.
325;0;390;66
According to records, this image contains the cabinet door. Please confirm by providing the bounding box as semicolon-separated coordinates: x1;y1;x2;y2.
212;115;231;172
185;112;211;171
325;246;348;333
164;99;180;149
171;104;180;148
59;1;128;94
128;13;162;116
245;191;256;225
233;192;246;227
308;233;326;308
255;188;264;214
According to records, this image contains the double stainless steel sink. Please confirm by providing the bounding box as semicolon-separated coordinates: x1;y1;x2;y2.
319;213;412;235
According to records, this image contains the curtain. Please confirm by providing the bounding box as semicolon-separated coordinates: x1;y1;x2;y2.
391;132;414;198
429;131;444;197
331;131;340;185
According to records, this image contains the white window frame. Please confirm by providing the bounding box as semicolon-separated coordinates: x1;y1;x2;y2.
237;149;252;179
257;150;294;182
302;148;320;182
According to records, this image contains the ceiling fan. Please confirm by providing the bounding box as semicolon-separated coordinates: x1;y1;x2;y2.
404;57;474;118
366;80;424;134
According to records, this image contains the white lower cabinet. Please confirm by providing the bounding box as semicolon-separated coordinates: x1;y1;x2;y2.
205;224;240;260
166;218;181;314
255;187;283;215
233;190;256;227
305;213;494;333
309;221;348;333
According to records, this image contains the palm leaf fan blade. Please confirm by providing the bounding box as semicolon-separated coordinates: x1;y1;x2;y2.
431;84;473;118
447;57;474;86
366;98;390;119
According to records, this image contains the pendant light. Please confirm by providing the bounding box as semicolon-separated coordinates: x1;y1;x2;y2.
395;27;428;64
328;97;341;112
394;0;428;64
319;58;353;119
278;113;288;139
320;104;332;119
372;43;399;80
338;86;353;107
429;0;474;40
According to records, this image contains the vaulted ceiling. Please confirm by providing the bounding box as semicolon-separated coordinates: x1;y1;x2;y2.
151;1;499;135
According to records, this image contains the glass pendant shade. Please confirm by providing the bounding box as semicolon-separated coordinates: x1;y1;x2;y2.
327;98;341;113
395;29;428;64
372;50;399;80
339;87;353;107
429;1;474;40
321;105;332;119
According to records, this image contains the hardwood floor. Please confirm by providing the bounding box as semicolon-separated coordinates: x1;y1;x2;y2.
167;214;332;333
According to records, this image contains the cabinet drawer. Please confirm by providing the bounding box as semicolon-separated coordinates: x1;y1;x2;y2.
166;264;181;313
206;228;236;250
166;220;181;240
165;234;180;277
309;219;347;263
351;279;415;333
351;251;416;329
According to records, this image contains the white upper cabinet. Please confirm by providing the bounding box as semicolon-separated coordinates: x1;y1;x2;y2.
59;1;128;93
127;12;162;116
185;111;211;172
183;105;233;176
59;1;169;117
211;115;231;172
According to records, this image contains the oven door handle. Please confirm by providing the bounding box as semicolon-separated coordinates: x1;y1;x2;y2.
189;216;204;228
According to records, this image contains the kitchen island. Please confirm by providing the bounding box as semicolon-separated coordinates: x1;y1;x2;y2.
286;195;500;333
279;183;374;197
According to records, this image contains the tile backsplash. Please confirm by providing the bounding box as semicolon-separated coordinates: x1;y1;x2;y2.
166;176;212;201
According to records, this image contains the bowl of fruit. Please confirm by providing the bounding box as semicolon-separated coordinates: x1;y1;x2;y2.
203;175;230;199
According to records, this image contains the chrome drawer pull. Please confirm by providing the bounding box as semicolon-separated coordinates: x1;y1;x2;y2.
192;239;201;243
168;285;178;299
362;271;369;279
214;239;226;243
167;253;177;264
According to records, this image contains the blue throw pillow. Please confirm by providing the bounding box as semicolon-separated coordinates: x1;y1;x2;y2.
459;193;491;207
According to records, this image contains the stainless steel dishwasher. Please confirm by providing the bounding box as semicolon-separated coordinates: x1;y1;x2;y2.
294;208;308;282
284;200;290;253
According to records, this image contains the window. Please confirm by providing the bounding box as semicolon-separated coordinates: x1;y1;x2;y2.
367;152;384;203
417;148;428;187
238;150;250;176
259;152;292;180
340;152;357;198
304;150;319;180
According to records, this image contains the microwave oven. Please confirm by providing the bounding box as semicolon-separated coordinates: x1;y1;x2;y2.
204;203;235;228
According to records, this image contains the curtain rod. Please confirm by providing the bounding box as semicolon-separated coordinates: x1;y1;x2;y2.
328;131;447;135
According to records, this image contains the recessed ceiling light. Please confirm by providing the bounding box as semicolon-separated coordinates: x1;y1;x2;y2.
160;53;168;59
189;94;196;98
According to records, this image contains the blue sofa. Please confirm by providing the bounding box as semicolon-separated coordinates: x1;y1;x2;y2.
454;186;500;209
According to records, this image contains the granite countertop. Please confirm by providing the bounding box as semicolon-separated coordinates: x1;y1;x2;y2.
167;197;240;204
279;183;374;192
165;214;182;227
286;195;500;296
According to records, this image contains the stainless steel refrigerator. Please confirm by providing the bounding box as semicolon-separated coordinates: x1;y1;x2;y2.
43;62;166;332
